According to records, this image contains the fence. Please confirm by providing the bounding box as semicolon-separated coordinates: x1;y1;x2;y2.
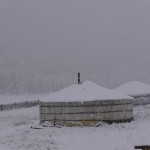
0;100;39;112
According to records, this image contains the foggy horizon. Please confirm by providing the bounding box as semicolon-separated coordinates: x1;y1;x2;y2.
0;0;150;94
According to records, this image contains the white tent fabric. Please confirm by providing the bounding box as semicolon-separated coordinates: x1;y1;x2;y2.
113;81;150;96
42;81;133;102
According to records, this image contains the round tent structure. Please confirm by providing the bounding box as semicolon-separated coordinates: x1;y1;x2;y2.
113;81;150;105
40;81;133;126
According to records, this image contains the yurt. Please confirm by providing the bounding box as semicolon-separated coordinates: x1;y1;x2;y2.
40;81;133;126
113;81;150;105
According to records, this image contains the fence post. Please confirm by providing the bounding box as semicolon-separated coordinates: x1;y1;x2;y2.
54;115;56;127
37;100;40;105
26;101;28;107
1;104;3;111
14;103;16;109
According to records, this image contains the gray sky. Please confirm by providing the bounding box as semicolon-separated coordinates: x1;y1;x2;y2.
0;0;150;93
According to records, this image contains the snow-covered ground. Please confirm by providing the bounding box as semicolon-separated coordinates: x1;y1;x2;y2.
0;105;150;150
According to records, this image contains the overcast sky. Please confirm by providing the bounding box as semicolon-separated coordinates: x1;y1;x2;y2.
0;0;150;91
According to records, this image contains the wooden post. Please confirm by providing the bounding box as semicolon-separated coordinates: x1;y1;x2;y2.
0;104;3;111
14;103;16;109
26;101;28;107
37;100;40;105
54;115;56;127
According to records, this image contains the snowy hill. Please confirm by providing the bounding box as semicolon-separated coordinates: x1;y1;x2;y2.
42;81;133;102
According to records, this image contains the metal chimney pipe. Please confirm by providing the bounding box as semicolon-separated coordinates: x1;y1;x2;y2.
78;73;80;84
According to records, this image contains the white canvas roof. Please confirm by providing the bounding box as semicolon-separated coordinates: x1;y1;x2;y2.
113;81;150;96
42;81;133;102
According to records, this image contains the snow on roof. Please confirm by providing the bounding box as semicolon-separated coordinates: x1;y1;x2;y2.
113;81;150;96
42;81;133;102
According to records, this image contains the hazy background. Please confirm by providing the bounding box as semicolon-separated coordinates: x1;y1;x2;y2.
0;0;150;94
